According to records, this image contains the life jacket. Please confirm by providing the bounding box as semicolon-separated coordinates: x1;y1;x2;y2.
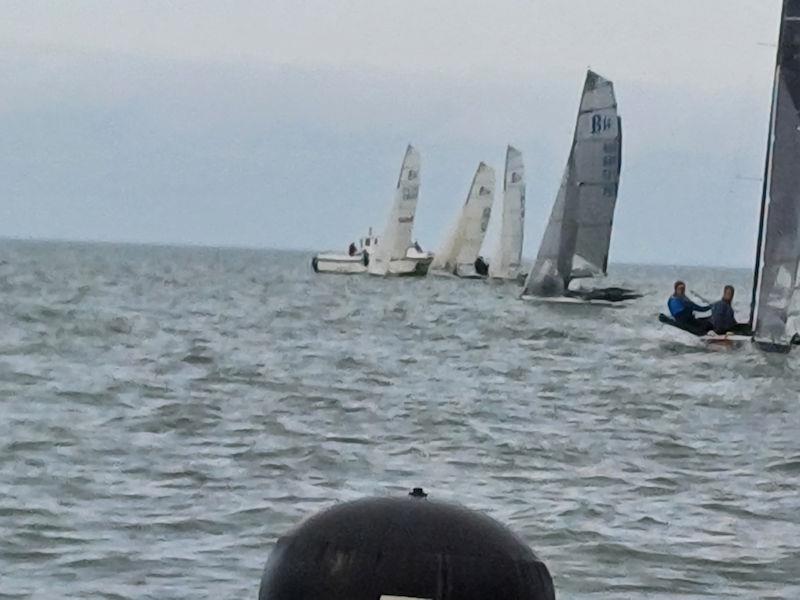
668;295;690;318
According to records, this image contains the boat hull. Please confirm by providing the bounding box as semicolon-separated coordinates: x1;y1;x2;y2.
455;263;486;279
429;261;487;280
369;256;432;277
312;253;368;275
658;314;751;349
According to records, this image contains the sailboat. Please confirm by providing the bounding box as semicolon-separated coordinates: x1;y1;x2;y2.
660;0;800;352
488;146;526;281
751;0;800;351
313;145;432;276
430;163;495;279
521;70;639;305
367;145;433;277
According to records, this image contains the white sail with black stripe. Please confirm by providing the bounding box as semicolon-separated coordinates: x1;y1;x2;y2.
489;146;526;280
752;0;800;350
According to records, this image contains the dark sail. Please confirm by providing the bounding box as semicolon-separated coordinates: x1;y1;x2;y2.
522;70;621;297
752;0;800;348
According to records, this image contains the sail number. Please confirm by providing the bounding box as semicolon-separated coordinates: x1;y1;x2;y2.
591;114;615;135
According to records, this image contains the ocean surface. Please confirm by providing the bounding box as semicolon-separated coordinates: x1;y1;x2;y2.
1;239;799;599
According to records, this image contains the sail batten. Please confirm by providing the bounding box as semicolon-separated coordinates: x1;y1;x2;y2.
752;0;800;348
523;70;622;296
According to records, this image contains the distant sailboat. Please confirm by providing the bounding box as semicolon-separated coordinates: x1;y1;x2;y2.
367;145;433;277
489;146;526;281
521;70;639;305
659;0;800;351
430;163;495;279
313;145;432;276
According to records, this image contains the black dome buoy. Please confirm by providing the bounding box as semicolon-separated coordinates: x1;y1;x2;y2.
259;490;555;600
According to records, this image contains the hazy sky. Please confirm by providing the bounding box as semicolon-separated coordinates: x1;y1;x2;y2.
0;0;784;267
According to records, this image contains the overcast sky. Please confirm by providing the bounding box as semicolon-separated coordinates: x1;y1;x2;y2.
0;0;783;267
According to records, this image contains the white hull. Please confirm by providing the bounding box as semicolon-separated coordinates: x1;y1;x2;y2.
312;253;367;275
368;256;433;277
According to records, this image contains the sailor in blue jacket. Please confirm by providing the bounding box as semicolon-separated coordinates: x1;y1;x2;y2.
668;280;712;331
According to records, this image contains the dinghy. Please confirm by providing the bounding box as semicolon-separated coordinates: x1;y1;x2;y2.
367;145;433;277
659;0;800;352
430;162;495;279
658;314;752;348
521;70;639;305
489;146;526;280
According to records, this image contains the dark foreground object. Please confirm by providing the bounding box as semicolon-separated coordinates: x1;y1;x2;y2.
659;313;713;336
566;287;642;303
659;313;755;338
259;492;555;600
474;256;489;277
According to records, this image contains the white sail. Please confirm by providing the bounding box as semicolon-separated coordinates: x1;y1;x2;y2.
431;163;495;275
522;70;621;296
430;211;461;272
489;146;526;279
368;145;421;275
752;0;800;348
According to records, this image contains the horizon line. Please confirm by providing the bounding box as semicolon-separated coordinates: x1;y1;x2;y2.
0;235;755;272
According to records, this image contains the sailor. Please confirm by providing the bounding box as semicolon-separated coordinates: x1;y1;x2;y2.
348;242;358;256
474;255;489;276
413;240;422;253
668;280;712;331
710;285;751;335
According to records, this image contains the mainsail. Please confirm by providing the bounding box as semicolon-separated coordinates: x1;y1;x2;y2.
522;70;622;296
489;146;526;279
369;145;421;274
751;0;800;348
431;163;495;274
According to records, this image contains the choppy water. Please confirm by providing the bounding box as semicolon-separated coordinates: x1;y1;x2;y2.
1;239;799;599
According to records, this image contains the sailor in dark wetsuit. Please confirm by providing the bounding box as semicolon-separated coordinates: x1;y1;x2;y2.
668;280;712;332
710;285;752;335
